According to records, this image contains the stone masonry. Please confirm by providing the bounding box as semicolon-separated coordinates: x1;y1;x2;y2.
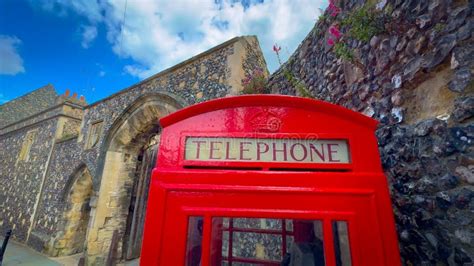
268;0;473;264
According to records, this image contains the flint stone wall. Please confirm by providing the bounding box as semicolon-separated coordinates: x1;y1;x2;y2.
0;97;86;244
0;85;58;127
268;0;473;264
0;119;57;242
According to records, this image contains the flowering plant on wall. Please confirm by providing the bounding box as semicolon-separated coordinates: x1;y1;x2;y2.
273;44;312;98
325;0;384;68
241;68;269;94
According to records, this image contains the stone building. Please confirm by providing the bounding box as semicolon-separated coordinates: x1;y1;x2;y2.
0;36;268;264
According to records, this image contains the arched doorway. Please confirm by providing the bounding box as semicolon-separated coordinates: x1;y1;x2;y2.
122;133;160;260
85;93;184;264
49;165;93;256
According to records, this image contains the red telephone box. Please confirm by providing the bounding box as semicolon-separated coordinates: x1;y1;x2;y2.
140;95;401;265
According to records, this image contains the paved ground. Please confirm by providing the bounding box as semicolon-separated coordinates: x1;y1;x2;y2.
1;240;60;266
1;239;139;266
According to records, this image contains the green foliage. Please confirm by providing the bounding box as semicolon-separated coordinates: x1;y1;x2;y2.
333;42;354;61
283;70;312;98
434;23;445;32
241;68;269;94
341;4;383;42
318;13;328;23
383;3;393;15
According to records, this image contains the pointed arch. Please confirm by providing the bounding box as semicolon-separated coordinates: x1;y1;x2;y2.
48;164;93;256
86;92;184;264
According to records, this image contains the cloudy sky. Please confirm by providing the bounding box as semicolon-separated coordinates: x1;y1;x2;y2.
0;0;327;103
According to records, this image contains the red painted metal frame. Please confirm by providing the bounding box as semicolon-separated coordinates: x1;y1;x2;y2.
140;95;401;266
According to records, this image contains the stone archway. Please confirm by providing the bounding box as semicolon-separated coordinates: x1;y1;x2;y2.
85;93;184;265
48;165;93;256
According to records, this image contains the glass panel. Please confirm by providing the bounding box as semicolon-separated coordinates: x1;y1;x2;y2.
233;231;282;260
233;218;282;230
333;221;352;266
185;216;203;266
286;219;294;232
223;217;230;228
286;235;294;253
210;217;325;266
221;231;229;257
290;220;325;265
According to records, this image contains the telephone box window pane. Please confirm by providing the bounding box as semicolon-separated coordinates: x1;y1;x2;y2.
233;231;282;260
221;231;229;257
286;219;294;231
211;217;325;266
290;220;325;266
186;216;203;266
333;221;352;266
233;218;282;230
286;235;294;252
223;218;230;228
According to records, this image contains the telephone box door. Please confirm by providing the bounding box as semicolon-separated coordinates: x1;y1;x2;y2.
152;171;396;266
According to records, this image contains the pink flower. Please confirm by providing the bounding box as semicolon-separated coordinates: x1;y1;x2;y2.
329;25;342;39
327;38;335;46
273;44;281;53
328;2;340;16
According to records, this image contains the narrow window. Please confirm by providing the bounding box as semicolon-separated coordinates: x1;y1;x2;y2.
18;130;36;162
85;121;103;149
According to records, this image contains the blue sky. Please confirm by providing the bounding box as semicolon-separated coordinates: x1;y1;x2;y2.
0;0;327;104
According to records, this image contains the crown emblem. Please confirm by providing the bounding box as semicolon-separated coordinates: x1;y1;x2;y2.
250;110;282;132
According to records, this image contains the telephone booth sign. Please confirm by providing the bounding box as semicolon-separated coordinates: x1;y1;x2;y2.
141;95;401;265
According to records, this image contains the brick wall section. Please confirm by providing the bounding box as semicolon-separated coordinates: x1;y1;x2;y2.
0;85;58;127
268;0;473;264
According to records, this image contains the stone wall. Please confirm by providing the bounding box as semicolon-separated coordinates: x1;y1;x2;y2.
0;119;57;242
0;85;57;127
268;0;473;264
0;94;86;247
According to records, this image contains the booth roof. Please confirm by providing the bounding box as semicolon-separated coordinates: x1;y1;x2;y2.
159;94;379;130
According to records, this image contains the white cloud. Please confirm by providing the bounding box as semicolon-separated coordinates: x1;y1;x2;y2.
80;25;98;48
0;35;25;75
98;70;106;77
37;0;325;78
